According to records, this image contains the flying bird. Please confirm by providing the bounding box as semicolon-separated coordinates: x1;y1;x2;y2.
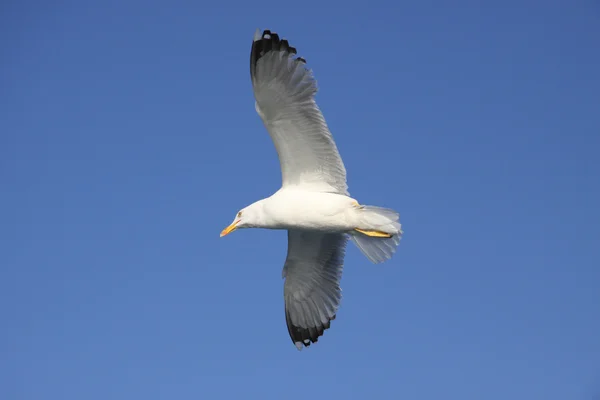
221;29;403;350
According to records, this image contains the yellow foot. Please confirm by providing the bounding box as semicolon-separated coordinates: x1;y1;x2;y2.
351;200;365;209
354;228;392;238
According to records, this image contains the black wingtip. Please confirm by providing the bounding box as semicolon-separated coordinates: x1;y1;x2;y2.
250;29;306;84
285;307;335;350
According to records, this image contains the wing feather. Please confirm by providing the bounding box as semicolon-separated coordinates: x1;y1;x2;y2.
250;29;348;195
282;230;347;349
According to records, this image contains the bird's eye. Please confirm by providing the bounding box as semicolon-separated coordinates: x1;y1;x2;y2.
237;211;242;218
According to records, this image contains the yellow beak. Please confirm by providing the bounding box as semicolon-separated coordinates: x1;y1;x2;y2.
220;220;240;237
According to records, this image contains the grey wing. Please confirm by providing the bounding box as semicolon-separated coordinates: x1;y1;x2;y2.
250;29;348;195
282;230;348;350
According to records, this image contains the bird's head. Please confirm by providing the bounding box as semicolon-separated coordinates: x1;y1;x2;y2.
220;201;265;237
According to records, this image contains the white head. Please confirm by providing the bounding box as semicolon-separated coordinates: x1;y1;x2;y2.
220;200;266;237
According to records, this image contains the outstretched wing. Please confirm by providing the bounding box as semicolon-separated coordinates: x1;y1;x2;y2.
250;29;348;195
282;230;348;349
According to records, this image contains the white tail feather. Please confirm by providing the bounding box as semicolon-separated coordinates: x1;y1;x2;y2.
350;206;403;264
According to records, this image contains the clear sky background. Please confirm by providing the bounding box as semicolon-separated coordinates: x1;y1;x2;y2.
2;1;599;399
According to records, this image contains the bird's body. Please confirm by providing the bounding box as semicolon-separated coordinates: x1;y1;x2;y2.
220;29;403;350
256;189;360;232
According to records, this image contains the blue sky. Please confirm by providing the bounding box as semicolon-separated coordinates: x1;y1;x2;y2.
2;1;599;399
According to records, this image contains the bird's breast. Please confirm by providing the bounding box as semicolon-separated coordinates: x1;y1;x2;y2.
265;190;358;232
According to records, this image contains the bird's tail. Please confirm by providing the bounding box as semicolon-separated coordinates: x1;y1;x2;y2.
349;205;403;264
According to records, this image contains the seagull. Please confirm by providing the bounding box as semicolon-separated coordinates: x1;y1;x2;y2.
220;29;403;350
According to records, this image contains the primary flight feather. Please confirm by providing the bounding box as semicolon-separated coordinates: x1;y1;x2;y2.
220;29;403;350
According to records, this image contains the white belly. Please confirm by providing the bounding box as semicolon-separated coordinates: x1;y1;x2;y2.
264;189;359;232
